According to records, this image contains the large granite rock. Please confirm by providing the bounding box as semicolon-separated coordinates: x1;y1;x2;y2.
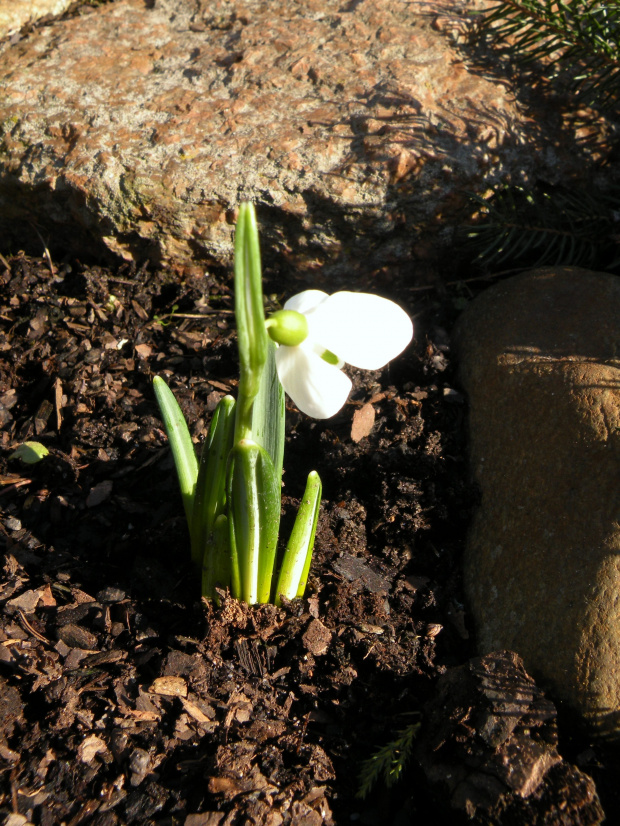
455;267;620;737
0;0;73;40
0;0;614;269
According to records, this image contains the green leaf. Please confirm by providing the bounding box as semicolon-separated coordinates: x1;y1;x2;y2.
153;375;198;525
228;439;281;604
191;395;236;568
275;471;322;605
202;513;231;601
250;337;285;483
9;441;49;464
234;203;269;443
227;451;242;601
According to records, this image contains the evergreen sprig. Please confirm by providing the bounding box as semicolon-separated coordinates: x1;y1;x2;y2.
463;183;620;270
459;2;620;271
473;1;620;110
357;722;421;800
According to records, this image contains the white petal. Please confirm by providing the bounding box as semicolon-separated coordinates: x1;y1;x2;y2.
275;342;352;418
283;290;329;315
308;291;413;370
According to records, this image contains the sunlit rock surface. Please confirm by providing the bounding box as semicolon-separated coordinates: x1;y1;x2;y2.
0;0;73;39
0;0;613;270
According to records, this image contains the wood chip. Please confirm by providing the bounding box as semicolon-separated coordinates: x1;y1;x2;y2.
181;697;215;724
149;676;188;698
208;380;232;392
7;590;41;613
78;734;109;764
71;588;97;604
351;402;375;442
172;330;210;350
58;623;98;650
134;343;152;358
83;650;126;667
131;299;149;320
86;480;113;508
185;813;225;826
38;583;56;607
125;708;161;722
53;377;63;431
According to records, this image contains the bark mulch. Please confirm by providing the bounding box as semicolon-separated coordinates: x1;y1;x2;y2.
0;251;618;825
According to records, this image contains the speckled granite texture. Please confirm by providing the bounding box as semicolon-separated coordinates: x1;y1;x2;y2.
0;0;73;39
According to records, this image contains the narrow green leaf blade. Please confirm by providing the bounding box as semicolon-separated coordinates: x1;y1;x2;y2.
250;337;286;483
229;439;281;604
275;471;322;605
191;395;236;567
227;449;242;601
153;375;198;525
234;203;269;442
202;513;231;601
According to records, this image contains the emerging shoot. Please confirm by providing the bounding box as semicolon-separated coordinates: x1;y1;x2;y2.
153;204;413;606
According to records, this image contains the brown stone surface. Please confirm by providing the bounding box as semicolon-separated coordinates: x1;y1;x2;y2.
454;267;620;737
0;0;614;269
0;0;73;39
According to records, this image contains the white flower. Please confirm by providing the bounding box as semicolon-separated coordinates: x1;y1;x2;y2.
271;290;413;418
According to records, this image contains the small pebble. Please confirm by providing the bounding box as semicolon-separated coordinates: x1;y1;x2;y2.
97;586;126;604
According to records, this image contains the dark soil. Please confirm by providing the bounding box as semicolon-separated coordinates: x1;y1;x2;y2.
0;249;617;826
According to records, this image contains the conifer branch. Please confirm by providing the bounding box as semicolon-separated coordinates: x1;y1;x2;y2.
357;722;421;799
463;183;620;270
473;1;620;109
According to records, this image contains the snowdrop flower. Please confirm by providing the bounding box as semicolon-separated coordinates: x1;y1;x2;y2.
266;290;413;418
